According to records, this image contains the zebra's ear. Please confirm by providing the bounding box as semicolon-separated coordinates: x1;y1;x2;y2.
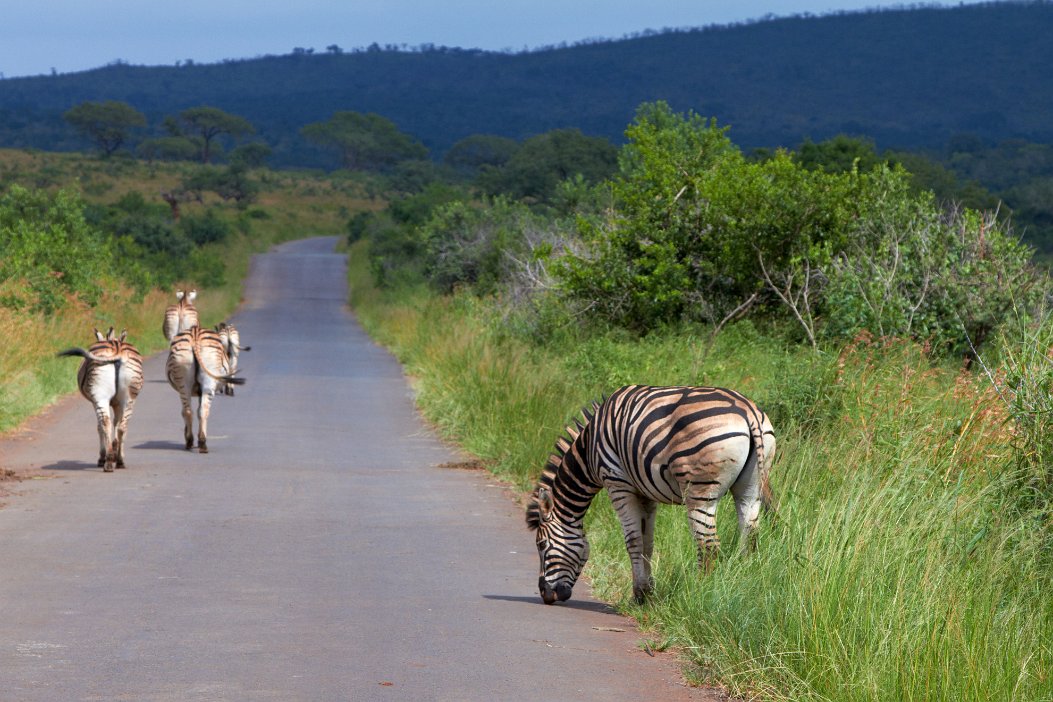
106;327;115;341
537;487;555;521
187;290;197;303
119;329;128;342
94;327;105;341
176;290;185;301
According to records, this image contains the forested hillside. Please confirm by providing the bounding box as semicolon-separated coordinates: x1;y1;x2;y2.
0;2;1051;166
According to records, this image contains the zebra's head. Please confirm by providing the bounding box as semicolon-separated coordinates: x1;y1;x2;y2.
527;485;589;604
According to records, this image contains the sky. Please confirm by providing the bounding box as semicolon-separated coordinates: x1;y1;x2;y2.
0;0;990;80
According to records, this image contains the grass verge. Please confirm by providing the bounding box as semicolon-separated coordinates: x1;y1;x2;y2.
348;239;1052;701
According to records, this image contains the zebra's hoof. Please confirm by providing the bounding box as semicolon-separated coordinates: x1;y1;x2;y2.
103;464;114;473
199;443;209;454
97;457;106;467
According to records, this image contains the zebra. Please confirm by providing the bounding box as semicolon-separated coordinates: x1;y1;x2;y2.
214;322;251;396
165;325;245;453
526;385;776;604
162;289;199;342
56;327;145;472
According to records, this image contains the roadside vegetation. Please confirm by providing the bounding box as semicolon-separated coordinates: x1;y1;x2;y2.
347;103;1052;700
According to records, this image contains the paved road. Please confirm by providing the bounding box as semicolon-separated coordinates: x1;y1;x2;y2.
0;238;719;701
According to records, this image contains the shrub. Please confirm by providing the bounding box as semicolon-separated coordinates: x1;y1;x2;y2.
0;185;114;312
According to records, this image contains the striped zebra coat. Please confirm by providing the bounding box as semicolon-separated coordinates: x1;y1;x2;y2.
526;385;776;604
165;325;245;453
214;322;250;396
56;328;145;472
162;289;199;342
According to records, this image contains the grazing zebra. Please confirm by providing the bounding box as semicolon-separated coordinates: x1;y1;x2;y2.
214;322;251;396
162;289;199;342
56;327;145;472
165;325;245;453
526;385;776;604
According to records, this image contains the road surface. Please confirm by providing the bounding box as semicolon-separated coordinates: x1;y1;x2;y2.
0;237;721;701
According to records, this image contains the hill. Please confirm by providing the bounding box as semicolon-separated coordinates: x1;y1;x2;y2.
0;2;1050;168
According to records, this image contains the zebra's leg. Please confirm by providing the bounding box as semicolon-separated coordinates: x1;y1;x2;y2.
609;488;658;603
180;393;194;451
197;392;213;453
92;401;115;471
113;396;136;469
730;450;763;555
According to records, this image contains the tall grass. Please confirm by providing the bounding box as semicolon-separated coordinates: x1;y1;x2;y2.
348;244;1053;701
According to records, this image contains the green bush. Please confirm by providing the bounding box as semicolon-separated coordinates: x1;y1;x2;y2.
181;208;232;246
0;185;114;312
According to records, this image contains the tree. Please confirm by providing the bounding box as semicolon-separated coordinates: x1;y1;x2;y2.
63;100;146;157
300;111;427;171
179;106;255;163
443;134;519;176
229;142;272;169
137;136;198;162
477;128;617;203
795;134;884;173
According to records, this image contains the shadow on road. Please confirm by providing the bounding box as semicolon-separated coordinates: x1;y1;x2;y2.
483;593;621;615
133;440;187;451
40;460;98;472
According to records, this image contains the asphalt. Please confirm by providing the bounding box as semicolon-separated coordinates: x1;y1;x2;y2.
0;237;723;701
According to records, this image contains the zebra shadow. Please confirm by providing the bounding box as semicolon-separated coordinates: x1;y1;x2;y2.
40;460;100;472
482;594;620;615
133;440;188;451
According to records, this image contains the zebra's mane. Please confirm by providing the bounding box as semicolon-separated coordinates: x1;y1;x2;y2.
525;400;600;530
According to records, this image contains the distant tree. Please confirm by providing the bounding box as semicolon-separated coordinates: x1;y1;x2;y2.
137;136;198;162
179;106;255;163
183;164;259;206
443;134;520;176
63;100;146;157
477;128;617;203
229;142;272;169
795;135;884;173
300;111;427;171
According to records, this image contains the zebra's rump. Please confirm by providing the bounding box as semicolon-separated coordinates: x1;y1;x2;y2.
163;291;199;341
166;326;239;395
591;385;768;504
65;339;145;403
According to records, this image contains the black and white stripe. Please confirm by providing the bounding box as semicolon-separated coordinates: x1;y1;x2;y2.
527;385;776;604
56;327;145;472
165;325;245;453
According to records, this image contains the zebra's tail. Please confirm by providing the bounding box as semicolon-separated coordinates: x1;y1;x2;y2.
745;407;778;523
56;348;121;364
189;341;247;386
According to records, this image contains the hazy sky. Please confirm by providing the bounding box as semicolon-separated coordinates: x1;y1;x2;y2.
0;0;989;79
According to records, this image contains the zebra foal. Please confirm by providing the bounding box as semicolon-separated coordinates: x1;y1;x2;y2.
165;325;245;453
56;327;145;472
527;385;776;604
163;289;198;342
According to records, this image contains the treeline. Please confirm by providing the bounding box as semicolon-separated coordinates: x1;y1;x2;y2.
0;3;1051;162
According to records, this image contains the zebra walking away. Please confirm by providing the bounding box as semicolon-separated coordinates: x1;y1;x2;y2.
526;385;776;604
215;322;251;396
165;325;245;453
162;289;199;342
56;327;145;472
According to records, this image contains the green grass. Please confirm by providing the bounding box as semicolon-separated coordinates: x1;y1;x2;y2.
348;242;1053;701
